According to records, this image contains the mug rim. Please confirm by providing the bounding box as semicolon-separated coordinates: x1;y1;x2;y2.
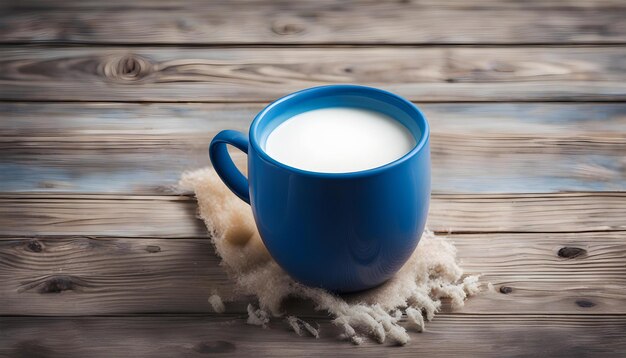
249;84;430;178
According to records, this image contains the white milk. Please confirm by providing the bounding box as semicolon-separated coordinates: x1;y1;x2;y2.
264;107;416;173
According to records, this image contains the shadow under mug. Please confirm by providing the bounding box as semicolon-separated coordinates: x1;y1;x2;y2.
209;85;430;292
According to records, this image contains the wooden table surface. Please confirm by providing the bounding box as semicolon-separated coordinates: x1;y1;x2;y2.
1;1;625;356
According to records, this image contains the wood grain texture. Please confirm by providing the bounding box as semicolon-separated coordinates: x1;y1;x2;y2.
0;195;206;238
2;102;625;194
0;237;231;315
2;0;625;354
1;46;625;102
1;315;625;357
7;0;626;8
429;192;626;233
1;193;625;238
1;232;625;315
1;1;625;44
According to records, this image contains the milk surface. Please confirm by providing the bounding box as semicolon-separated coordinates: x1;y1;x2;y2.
264;107;416;173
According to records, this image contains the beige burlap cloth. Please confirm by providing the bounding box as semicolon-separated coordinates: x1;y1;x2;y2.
179;168;480;345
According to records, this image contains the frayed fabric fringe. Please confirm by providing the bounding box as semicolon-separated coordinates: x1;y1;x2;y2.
180;168;480;345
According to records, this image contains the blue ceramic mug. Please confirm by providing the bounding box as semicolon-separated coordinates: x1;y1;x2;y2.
209;85;430;292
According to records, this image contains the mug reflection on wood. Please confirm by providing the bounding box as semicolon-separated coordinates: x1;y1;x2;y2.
209;85;430;292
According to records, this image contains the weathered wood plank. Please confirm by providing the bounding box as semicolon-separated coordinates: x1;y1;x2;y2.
1;47;625;102
1;1;625;44
429;192;626;233
2;315;625;357
7;0;625;10
0;195;206;238
0;233;624;315
1;193;625;238
0;237;231;315
1;102;625;194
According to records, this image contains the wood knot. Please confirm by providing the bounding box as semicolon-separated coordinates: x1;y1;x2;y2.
39;276;77;293
558;247;587;259
101;54;153;83
146;245;161;253
26;239;43;253
576;299;595;308
499;286;513;294
271;19;306;35
193;341;236;354
18;275;87;294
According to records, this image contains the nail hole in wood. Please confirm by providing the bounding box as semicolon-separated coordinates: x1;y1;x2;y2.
193;341;236;354
558;247;587;259
499;286;513;294
576;299;595;308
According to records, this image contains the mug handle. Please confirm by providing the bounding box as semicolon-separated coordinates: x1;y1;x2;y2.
209;130;250;204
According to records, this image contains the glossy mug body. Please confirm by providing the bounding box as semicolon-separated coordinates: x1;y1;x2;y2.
209;85;430;292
